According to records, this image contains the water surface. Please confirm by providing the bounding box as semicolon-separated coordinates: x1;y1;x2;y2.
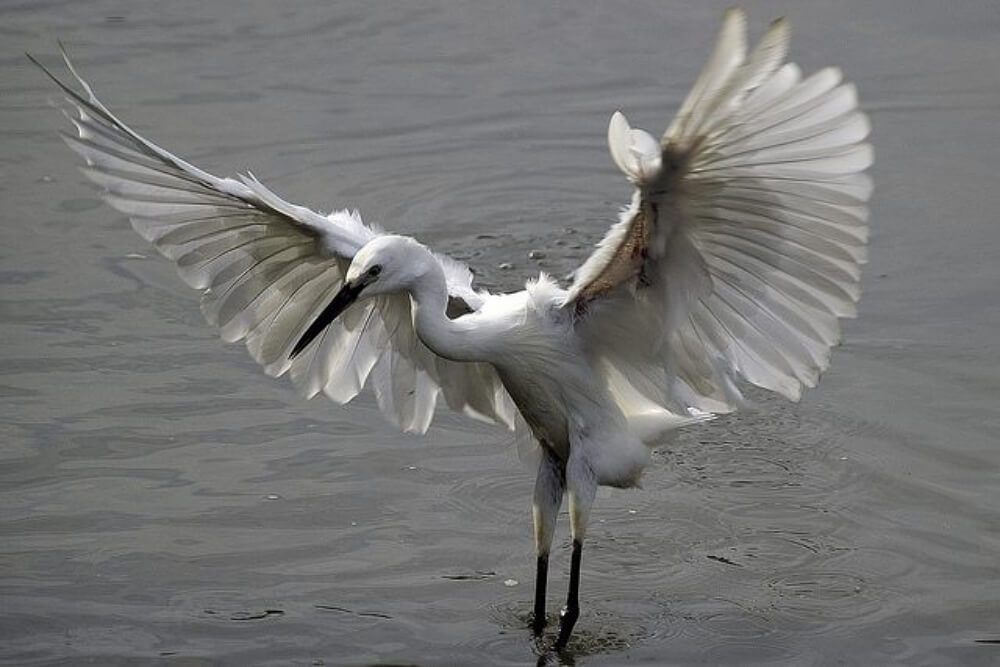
3;1;999;664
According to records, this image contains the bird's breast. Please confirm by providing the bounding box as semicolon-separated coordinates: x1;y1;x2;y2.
498;365;571;458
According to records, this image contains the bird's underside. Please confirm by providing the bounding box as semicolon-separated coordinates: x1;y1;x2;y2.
34;6;871;654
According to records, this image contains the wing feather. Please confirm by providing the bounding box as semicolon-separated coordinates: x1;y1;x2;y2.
665;7;747;142
35;48;513;434
569;10;871;417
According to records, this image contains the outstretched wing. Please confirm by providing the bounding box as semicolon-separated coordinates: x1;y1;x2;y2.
33;47;514;433
567;8;872;417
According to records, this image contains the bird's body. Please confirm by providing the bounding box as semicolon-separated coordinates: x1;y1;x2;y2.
353;237;650;487
467;281;652;488
33;7;872;653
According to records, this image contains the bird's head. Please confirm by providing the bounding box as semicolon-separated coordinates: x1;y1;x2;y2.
345;235;430;297
289;235;430;359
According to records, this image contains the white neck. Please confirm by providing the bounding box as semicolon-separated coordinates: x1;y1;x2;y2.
407;259;484;362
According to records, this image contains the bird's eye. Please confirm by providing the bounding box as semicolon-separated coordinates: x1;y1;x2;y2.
368;265;382;278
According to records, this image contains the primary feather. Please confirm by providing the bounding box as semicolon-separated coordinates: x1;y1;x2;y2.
569;7;871;418
31;46;515;434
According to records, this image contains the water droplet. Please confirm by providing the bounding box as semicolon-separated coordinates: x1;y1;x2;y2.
497;262;514;270
503;578;518;587
264;494;282;501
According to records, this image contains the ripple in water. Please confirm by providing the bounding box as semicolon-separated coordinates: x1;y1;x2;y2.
487;600;637;664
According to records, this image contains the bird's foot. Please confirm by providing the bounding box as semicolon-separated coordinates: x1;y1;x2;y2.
554;604;579;652
532;612;547;637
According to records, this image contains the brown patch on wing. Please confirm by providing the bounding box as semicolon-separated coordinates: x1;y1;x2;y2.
573;200;655;311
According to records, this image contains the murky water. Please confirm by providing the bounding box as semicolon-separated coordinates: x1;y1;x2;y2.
3;1;999;664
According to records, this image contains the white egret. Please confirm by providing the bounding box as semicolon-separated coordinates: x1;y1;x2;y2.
32;8;871;651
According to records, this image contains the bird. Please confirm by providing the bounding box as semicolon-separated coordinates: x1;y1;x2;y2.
31;8;871;652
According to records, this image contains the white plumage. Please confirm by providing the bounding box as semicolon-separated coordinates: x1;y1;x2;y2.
33;8;871;651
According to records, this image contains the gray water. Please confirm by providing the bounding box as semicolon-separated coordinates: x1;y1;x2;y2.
3;1;999;664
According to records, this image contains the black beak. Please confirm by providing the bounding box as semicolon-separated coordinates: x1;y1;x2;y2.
289;280;365;359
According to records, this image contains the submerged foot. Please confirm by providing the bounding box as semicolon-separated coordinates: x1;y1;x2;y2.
532;613;547;637
554;603;579;651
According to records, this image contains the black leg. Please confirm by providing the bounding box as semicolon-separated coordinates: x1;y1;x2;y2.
532;553;549;636
531;446;563;639
555;539;582;651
